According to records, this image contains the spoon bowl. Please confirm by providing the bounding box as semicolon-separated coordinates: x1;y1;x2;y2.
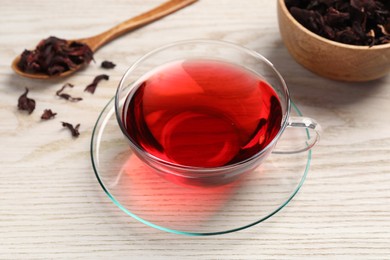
11;0;198;80
12;53;81;79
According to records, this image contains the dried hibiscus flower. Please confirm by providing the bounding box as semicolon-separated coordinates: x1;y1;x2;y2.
56;83;83;102
61;122;80;137
286;0;390;46
84;74;109;94
41;109;57;120
101;60;116;69
18;88;36;114
17;36;93;76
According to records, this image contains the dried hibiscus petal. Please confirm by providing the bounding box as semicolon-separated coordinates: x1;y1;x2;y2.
286;0;390;46
290;7;323;33
41;109;57;120
17;36;93;76
101;60;116;69
84;74;109;94
61;122;80;137
325;7;350;27
18;88;36;114
56;83;83;102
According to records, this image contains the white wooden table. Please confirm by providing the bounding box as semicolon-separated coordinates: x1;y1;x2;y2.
1;0;389;258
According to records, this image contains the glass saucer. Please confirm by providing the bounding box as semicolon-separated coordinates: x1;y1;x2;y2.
90;97;311;236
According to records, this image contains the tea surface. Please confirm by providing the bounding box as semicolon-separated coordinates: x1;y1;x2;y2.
122;59;282;167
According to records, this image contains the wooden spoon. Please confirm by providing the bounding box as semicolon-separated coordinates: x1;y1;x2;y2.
11;0;198;79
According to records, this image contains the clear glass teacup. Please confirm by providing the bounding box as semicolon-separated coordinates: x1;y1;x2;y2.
115;40;320;187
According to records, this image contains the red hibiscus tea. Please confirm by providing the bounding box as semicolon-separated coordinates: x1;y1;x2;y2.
122;59;282;168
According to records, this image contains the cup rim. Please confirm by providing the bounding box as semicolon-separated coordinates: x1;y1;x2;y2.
115;39;291;174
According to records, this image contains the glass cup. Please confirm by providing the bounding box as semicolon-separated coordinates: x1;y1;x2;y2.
115;40;320;187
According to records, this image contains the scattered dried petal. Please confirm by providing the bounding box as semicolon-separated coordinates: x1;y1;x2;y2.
18;88;36;114
41;109;57;120
55;83;74;95
61;122;80;137
56;83;83;102
101;60;116;69
84;74;109;94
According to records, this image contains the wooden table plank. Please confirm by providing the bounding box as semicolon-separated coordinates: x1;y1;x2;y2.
1;0;389;258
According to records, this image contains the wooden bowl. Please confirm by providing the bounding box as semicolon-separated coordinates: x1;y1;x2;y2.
277;0;390;82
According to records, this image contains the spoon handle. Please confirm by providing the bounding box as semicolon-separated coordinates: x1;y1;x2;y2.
83;0;198;51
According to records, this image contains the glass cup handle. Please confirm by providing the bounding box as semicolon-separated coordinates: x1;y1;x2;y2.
272;116;321;154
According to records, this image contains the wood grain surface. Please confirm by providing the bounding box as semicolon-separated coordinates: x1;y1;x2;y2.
1;0;389;259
